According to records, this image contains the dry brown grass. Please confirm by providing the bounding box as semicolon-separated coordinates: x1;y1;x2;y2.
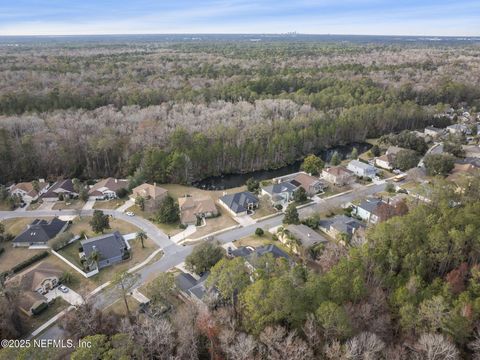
233;235;291;254
68;216;140;238
93;199;126;210
52;200;85;210
0;247;45;272
190;206;237;239
251;195;279;219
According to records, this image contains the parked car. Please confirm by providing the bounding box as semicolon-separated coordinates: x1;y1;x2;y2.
59;285;69;293
126;211;135;216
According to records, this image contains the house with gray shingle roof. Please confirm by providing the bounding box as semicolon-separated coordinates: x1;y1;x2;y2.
219;191;259;217
12;217;68;247
80;231;128;270
261;181;298;207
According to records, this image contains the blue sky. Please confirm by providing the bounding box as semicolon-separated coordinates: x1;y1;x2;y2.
0;0;478;36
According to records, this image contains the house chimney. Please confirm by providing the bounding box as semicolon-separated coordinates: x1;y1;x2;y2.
115;179;118;183
307;233;311;237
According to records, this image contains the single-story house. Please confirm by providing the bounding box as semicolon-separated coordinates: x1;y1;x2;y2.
12;217;68;247
321;166;354;186
178;195;218;226
347;160;377;178
9;180;49;202
280;224;328;254
231;244;292;271
10;263;63;316
80;231;129;270
41;179;78;201
131;183;168;202
174;272;214;303
218;191;259;217
319;215;365;240
424;126;444;138
289;173;326;196
88;178;129;200
261;181;298;207
375;154;395;170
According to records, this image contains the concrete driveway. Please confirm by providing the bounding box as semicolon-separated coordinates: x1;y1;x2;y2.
82;199;96;210
116;199;134;212
233;215;256;226
45;286;84;306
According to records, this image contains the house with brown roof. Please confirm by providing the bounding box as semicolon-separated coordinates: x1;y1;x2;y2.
131;183;168;202
88;178;129;200
178;195;218;226
9;180;49;202
289;173;326;196
375;153;395;170
321;166;354;186
9;263;63;316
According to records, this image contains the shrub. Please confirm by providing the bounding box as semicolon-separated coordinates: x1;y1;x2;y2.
31;301;48;315
0;247;4;256
255;228;264;237
115;188;128;199
51;231;74;251
11;251;49;274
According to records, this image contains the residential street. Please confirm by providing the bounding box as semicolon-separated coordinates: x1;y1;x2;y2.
0;180;387;340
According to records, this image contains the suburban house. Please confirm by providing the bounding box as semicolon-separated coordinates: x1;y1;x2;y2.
375;153;395;170
347;160;377;178
80;231;129;270
12;217;68;247
353;198;384;223
88;178;129;200
131;183;168;202
424;126;444;138
218;191;259;217
174;272;213;303
321;166;354;186
9;180;49;202
289;173;326;196
271;171;326;196
41;179;78;201
9;263;63;316
319;215;365;240
178;195;218;226
279;224;328;254
232;244;292;271
261;181;298;207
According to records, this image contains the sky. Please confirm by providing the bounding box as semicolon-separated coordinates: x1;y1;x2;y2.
0;0;479;36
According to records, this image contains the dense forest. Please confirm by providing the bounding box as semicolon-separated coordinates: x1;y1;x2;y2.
0;38;479;183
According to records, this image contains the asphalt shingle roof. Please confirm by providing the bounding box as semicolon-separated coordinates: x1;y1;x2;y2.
81;231;127;261
220;191;258;214
13;218;67;244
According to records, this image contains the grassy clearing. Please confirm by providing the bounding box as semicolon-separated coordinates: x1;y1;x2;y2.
191;206;237;239
127;204;183;236
52;200;85;210
251;195;278;219
233;235;291;254
20;297;69;336
0;247;45;273
68;216;140;238
93;199;126;210
160;183;247;203
105;296;140;317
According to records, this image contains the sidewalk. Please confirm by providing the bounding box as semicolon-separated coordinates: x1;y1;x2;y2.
82;199;96;210
116;199;134;213
171;225;197;243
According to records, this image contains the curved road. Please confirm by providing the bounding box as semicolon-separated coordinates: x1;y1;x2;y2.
0;180;387;340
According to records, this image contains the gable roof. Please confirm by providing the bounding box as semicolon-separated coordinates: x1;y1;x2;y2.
12;217;67;244
319;215;365;236
247;244;291;263
178;196;217;224
286;224;328;248
42;179;76;198
262;181;298;196
323;166;353;177
219;191;258;214
132;183;168;200
81;231;127;260
89;178;129;196
10;181;48;198
290;173;324;190
357;198;384;214
386;146;405;156
348;160;376;171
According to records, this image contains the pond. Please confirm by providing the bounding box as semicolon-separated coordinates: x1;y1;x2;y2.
192;142;372;190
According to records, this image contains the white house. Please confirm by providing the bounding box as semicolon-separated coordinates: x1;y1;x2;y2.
347;160;377;178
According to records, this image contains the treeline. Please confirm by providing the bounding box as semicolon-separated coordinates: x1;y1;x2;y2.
0;100;445;184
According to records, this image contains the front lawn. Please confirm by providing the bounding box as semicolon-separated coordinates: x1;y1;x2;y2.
251;195;279;219
233;235;291;255
191;206;237;239
0;246;45;273
68;216;140;238
127;204;183;236
93;199;126;210
52;200;85;210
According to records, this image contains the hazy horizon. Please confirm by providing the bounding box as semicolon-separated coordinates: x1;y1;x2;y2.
1;0;479;37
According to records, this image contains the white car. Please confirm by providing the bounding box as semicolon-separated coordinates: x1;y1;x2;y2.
59;285;69;293
125;211;135;217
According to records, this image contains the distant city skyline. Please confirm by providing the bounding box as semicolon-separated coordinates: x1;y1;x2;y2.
0;0;479;36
